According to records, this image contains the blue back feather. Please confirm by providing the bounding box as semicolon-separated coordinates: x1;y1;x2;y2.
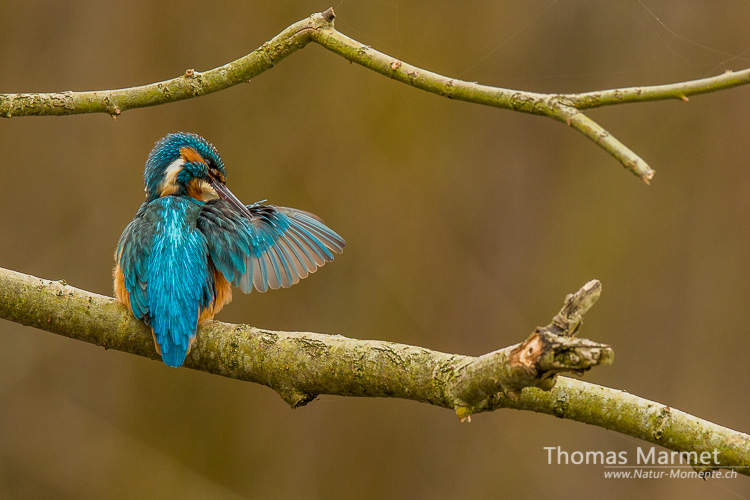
146;196;213;367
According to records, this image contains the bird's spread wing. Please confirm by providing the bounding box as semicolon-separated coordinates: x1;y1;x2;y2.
115;204;153;321
197;200;345;293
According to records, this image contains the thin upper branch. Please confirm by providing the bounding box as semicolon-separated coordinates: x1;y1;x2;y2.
0;11;326;117
570;69;750;108
1;266;748;474
2;8;750;184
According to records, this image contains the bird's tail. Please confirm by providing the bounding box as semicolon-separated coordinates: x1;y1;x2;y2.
160;343;189;367
151;330;191;367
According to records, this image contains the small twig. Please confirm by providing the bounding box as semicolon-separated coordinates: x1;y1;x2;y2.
545;279;602;337
3;8;750;183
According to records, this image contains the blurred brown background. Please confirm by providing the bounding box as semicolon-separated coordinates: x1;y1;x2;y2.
1;0;749;498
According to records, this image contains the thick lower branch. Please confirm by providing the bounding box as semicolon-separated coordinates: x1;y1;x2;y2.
1;266;747;474
0;267;607;411
498;378;750;475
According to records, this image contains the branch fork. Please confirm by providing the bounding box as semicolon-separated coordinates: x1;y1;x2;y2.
3;8;750;183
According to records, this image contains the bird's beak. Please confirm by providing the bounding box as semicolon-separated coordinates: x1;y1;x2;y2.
208;174;254;218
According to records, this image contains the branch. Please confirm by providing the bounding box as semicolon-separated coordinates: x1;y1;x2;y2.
1;266;748;474
3;9;750;183
570;70;750;108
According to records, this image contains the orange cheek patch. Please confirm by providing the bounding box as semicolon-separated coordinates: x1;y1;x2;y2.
180;147;210;201
179;146;204;164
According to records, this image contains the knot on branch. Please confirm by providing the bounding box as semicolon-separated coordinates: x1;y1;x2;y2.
508;329;613;391
450;279;611;421
507;279;609;390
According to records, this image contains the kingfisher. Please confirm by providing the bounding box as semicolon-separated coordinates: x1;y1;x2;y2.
113;132;345;367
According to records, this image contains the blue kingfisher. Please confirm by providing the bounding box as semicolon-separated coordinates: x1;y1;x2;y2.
114;132;344;367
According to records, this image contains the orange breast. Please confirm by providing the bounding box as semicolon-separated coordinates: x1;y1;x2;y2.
198;265;233;323
112;264;131;309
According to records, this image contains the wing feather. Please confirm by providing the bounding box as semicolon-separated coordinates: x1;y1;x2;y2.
115;203;153;321
197;199;344;294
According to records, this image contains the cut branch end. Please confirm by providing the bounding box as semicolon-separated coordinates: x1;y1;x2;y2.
322;7;336;22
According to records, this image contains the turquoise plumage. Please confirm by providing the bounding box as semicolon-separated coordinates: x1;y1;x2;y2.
114;133;345;367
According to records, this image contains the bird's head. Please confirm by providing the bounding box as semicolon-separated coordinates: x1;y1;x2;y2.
143;132;253;215
144;132;233;203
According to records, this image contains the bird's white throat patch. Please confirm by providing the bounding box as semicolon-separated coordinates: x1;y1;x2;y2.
157;158;185;197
